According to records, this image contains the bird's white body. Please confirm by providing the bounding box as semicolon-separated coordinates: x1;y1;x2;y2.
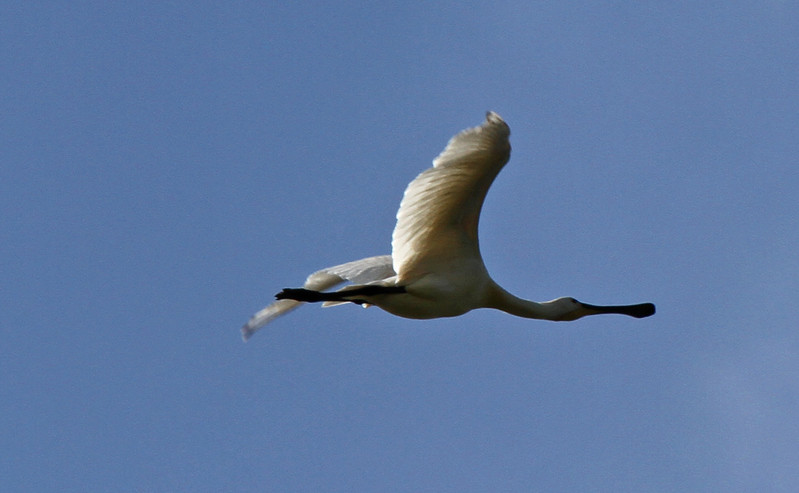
242;112;654;340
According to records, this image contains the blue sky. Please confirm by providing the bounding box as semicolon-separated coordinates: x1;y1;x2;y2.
2;2;798;491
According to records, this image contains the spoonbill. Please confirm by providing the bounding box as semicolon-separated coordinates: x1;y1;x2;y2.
242;112;654;341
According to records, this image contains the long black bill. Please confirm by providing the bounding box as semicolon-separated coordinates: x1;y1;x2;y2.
581;302;656;319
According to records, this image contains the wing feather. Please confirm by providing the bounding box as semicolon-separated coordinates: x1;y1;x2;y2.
241;255;394;340
391;112;511;281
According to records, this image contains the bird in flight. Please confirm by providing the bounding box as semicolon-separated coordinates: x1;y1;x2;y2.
242;112;654;341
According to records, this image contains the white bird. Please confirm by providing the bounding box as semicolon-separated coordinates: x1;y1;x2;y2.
242;112;654;341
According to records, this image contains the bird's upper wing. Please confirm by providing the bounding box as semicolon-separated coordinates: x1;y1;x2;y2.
391;112;511;282
241;255;394;340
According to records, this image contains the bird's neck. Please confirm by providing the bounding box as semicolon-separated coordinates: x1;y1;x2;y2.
485;283;560;320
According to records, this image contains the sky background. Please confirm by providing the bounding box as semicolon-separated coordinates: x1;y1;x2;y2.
2;2;798;491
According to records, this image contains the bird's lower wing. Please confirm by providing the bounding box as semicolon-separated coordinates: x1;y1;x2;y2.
241;255;394;340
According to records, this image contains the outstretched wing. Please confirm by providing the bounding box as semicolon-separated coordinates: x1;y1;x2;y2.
241;255;394;340
391;112;511;282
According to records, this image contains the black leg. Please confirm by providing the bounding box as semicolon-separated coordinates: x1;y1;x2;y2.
275;285;406;304
275;288;326;302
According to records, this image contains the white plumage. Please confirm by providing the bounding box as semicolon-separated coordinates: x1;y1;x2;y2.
242;112;654;341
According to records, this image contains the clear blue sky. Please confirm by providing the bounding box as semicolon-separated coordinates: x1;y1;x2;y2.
3;2;798;491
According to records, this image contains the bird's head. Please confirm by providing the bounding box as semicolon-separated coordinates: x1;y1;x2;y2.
548;296;656;321
548;297;591;321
